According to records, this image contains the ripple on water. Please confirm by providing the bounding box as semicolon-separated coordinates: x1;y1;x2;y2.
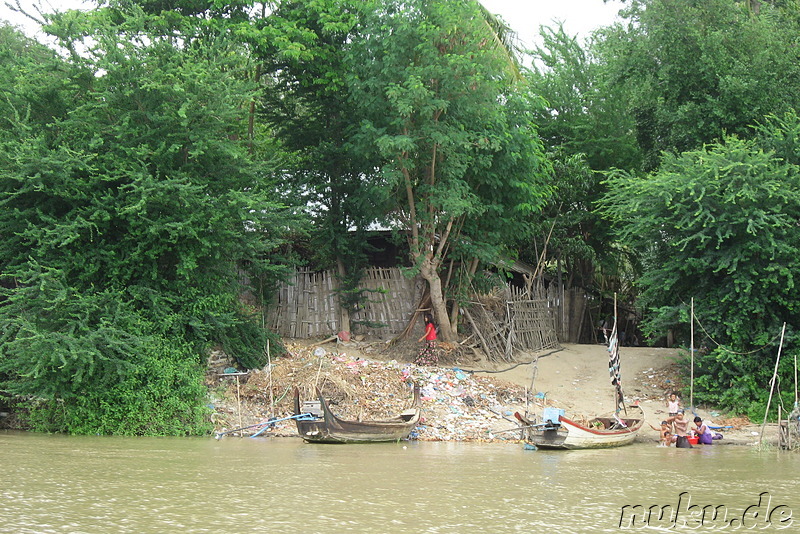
1;434;797;533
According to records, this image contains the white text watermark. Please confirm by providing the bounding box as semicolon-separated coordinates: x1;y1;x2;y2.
618;492;793;530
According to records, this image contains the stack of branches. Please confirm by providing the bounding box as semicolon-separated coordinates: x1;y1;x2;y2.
239;344;413;420
462;287;515;363
462;285;560;363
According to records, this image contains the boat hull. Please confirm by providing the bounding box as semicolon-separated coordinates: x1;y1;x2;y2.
526;406;644;450
293;385;420;443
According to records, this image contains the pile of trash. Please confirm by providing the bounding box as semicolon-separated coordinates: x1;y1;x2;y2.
629;364;684;403
209;343;557;442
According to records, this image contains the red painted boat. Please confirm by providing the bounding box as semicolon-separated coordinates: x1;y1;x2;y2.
518;405;644;450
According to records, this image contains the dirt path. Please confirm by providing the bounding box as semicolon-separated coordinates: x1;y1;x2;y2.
460;343;764;444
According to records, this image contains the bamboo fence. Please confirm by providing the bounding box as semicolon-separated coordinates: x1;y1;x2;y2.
267;268;592;361
463;285;562;362
267;267;423;338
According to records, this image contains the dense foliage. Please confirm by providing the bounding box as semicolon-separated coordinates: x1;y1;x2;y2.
0;10;294;434
523;0;800;417
600;116;800;417
254;0;389;332
599;0;800;171
346;0;551;340
3;0;800;431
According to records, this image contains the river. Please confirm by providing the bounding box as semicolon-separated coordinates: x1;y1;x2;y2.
1;431;796;533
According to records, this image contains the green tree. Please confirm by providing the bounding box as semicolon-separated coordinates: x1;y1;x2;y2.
254;1;390;333
0;24;72;129
600;118;800;416
599;0;800;170
525;23;642;300
254;0;532;335
347;0;551;341
531;23;640;173
0;10;294;434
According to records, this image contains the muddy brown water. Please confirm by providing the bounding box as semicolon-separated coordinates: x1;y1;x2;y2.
1;431;797;533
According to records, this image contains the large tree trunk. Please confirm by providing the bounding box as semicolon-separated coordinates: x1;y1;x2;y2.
420;260;454;342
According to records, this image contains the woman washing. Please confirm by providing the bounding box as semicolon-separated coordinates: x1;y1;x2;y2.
415;313;438;366
693;416;719;445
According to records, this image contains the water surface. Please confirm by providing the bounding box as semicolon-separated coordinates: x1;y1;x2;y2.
1;431;796;533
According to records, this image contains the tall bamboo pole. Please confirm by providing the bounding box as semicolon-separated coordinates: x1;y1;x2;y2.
690;297;694;409
236;375;243;437
760;322;786;443
267;339;274;418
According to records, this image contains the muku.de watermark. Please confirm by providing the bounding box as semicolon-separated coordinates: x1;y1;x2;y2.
618;492;793;530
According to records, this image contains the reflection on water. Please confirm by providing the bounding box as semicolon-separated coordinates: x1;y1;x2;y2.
1;431;797;533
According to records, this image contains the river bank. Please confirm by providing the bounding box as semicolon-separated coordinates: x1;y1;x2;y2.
209;339;768;446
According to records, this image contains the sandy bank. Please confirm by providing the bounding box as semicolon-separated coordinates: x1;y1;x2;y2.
209;340;771;446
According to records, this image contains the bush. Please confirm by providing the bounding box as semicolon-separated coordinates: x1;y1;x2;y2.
0;268;214;435
18;336;212;435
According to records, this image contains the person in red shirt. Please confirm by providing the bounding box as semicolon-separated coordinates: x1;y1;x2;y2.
415;313;438;366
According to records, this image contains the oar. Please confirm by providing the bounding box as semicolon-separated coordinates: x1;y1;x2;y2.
216;413;315;440
249;413;314;438
490;424;542;435
215;420;273;440
487;407;518;424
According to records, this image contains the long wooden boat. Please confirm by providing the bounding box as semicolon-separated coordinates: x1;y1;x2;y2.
293;385;421;443
518;405;644;450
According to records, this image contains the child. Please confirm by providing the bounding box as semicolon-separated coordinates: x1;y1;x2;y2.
666;392;680;417
649;420;672;447
666;392;680;436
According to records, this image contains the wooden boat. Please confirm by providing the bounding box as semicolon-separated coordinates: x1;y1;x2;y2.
293;385;421;443
519;293;643;450
517;405;644;450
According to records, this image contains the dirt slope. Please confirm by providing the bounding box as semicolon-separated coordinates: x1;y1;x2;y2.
209;339;766;445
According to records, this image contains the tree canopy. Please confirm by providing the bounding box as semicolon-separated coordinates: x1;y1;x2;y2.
600;115;800;417
0;9;296;434
598;0;800;170
4;0;800;432
346;0;551;340
526;0;800;417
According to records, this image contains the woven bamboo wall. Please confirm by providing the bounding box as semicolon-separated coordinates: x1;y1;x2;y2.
267;267;422;338
357;267;424;333
508;299;560;352
540;285;589;343
267;267;589;347
461;284;593;362
464;286;560;362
